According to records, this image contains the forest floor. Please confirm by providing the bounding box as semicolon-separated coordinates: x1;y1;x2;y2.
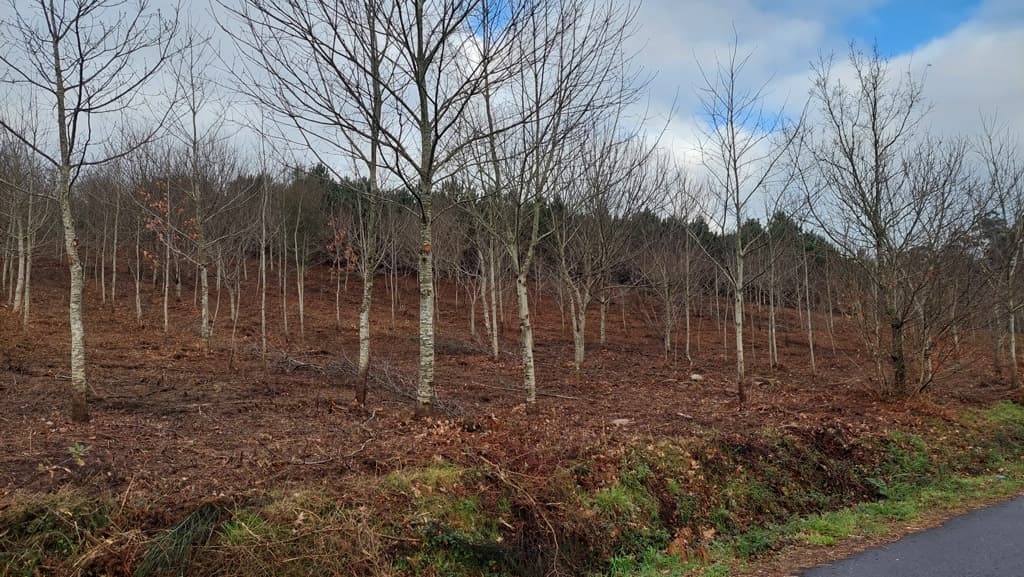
1;258;1021;576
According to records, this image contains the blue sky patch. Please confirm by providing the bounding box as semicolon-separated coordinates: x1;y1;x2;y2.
845;0;982;54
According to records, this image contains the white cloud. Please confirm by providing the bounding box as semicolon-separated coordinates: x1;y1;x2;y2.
635;0;1024;166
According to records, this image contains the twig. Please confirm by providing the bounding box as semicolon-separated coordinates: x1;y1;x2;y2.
119;473;137;515
477;454;561;567
343;439;372;458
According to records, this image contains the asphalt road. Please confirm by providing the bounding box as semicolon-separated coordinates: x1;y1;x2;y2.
801;496;1024;577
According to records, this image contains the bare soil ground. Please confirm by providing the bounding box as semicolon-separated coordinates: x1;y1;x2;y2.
0;259;1016;546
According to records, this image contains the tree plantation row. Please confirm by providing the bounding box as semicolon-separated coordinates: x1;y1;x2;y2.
0;0;1022;425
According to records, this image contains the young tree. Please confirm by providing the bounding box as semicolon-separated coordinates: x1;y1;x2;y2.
693;37;802;403
977;121;1024;387
229;0;532;416
551;119;660;372
226;0;405;404
469;0;642;406
0;0;180;422
806;46;978;395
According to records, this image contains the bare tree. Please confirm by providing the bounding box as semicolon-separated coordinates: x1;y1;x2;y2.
222;0;396;403
467;0;642;406
693;36;802;403
0;0;180;422
977;120;1024;387
638;167;703;363
227;0;532;416
806;45;978;395
551;117;660;372
0;135;50;329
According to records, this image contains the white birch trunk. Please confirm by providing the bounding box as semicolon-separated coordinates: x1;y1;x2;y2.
12;217;24;312
804;250;816;373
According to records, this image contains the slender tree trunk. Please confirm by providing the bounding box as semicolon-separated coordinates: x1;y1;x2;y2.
568;285;589;373
100;214;106;304
415;190;436;418
22;216;32;328
52;43;89;421
1010;299;1019;388
480;250;493;344
768;283;777;368
195;164;210;350
294;222;305;345
355;89;381;404
2;216;11;299
199;255;210;351
12;217;24;313
334;265;342;329
163;180;171;336
259;178;268;372
516;271;537;406
469;283;477;336
281;230;289;339
891;319;906;394
734;213;746;403
804;249;816;373
390;244;397;329
111;194;119;308
487;239;499;359
174;254;181;302
134;223;142;325
663;287;673;360
825;259;836;356
213;253;222;326
599;296;608;347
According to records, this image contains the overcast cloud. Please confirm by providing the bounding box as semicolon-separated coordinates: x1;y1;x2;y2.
629;0;1024;163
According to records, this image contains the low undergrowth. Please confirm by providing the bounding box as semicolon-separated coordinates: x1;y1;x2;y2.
4;401;1024;577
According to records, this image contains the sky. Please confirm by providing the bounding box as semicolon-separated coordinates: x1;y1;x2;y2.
1;0;1020;172
629;0;1024;164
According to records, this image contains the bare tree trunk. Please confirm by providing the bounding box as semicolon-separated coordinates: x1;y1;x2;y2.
804;249;816;373
53;53;89;422
12;217;24;313
684;234;693;364
516;271;537;406
199;254;210;351
259;176;268;372
891;319;906;394
100;213;107;304
663;288;673;360
480;249;493;343
294;222;305;345
469;283;477;336
110;194;119;308
334;265;342;329
415;192;436;418
734;239;746;404
825;259;836;356
355;76;381;404
134;223;142;325
173;254;182;302
213;253;222;327
1010;300;1019;388
487;239;499;359
163;181;171;336
22;214;32;328
599;296;608;347
389;243;397;330
569;287;589;373
2;216;11;299
768;284;778;368
281;230;289;339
